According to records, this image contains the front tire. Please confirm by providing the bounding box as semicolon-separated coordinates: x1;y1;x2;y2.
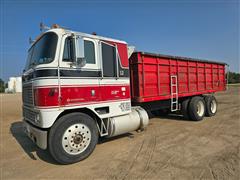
48;112;98;164
188;96;206;121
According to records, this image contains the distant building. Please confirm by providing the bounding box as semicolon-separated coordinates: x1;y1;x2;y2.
5;76;22;93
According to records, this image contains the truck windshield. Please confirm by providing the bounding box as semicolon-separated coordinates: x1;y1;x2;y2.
25;32;58;70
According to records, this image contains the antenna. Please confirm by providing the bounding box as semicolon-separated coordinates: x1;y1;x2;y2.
40;22;50;32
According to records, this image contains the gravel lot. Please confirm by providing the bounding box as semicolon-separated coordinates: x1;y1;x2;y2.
0;86;239;180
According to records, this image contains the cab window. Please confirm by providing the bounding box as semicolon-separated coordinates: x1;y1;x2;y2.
101;42;117;77
63;38;96;65
84;40;96;64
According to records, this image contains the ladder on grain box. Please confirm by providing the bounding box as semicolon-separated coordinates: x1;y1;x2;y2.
170;75;178;111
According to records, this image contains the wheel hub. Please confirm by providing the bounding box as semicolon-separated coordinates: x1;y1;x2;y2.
196;101;204;117
73;134;83;144
210;100;217;113
62;123;91;155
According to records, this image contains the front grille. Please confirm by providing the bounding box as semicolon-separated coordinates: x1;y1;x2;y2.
22;83;33;105
23;107;37;123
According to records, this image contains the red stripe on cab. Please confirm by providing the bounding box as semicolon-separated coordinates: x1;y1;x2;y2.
34;85;130;107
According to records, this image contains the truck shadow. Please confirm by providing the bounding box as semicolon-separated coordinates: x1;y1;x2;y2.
10;121;58;165
10;121;134;164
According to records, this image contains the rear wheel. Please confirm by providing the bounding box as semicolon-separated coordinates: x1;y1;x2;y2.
48;112;98;164
188;96;206;121
204;95;217;117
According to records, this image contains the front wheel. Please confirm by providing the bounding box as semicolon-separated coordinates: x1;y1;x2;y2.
48;112;98;164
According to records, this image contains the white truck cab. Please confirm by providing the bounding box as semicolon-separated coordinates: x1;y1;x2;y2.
22;26;148;164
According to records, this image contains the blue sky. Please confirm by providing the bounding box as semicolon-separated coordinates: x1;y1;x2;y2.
0;0;239;81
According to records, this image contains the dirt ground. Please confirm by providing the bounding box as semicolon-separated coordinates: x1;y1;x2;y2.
0;86;239;180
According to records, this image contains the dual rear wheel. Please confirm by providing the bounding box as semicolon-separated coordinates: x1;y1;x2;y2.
181;95;217;121
204;96;218;117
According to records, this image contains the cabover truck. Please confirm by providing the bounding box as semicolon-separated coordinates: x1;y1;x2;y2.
22;25;227;164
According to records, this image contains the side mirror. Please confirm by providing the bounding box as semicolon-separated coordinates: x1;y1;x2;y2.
75;37;86;67
76;57;86;67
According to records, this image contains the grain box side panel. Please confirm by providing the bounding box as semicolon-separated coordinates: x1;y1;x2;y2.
130;52;226;103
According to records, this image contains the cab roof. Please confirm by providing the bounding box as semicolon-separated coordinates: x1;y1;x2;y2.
30;28;127;50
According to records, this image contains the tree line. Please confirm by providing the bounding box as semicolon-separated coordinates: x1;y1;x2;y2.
227;72;240;84
0;78;5;93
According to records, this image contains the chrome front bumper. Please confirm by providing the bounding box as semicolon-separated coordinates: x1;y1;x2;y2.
23;121;48;150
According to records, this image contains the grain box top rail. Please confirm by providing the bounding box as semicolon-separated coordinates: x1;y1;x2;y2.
136;51;227;65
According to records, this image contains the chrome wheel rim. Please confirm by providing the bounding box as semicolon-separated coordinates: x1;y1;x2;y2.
210;99;217;113
196;101;204;117
62;123;91;155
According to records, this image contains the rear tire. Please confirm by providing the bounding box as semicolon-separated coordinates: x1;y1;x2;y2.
188;96;206;121
204;95;217;117
48;112;98;164
181;99;190;120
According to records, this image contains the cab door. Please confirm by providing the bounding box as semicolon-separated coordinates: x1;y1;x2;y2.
59;35;101;106
99;41;131;115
